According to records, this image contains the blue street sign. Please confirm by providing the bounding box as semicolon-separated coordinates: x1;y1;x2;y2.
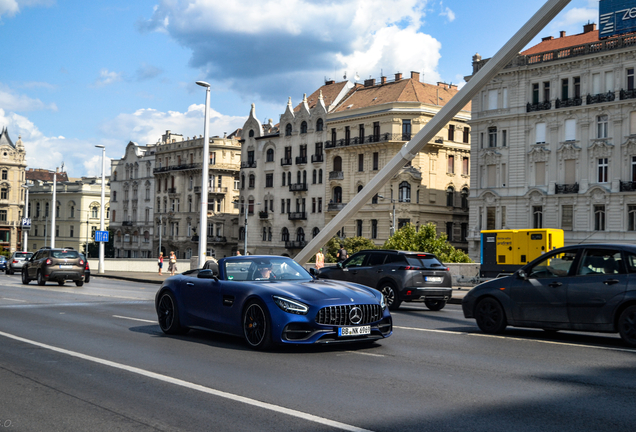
95;230;109;242
21;218;31;230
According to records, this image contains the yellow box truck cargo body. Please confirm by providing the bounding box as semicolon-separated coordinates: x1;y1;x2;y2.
480;229;564;277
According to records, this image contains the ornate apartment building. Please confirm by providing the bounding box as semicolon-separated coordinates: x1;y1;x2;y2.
240;73;471;256
153;130;241;259
26;172;110;254
466;23;636;262
110;141;157;258
0;128;27;253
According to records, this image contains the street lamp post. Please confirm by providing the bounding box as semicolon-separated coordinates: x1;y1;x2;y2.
378;195;396;237
22;184;31;251
51;170;57;248
95;145;106;274
196;80;211;268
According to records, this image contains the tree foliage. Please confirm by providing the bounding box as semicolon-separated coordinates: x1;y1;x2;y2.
382;223;472;263
323;236;377;263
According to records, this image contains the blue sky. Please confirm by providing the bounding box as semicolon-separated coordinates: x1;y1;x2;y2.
0;0;598;177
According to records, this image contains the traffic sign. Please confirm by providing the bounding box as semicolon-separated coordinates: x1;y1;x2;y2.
95;230;109;242
21;218;31;230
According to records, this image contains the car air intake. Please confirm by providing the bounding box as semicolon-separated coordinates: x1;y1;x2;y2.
315;304;382;326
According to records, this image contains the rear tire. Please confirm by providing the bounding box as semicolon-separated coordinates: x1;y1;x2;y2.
7;268;13;275
475;297;507;334
243;300;272;350
618;305;636;347
424;299;447;311
37;270;46;286
379;282;401;311
85;274;90;283
21;269;30;285
157;291;188;335
58;280;65;286
75;280;84;287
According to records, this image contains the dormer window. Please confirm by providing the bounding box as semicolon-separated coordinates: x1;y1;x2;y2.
285;124;292;136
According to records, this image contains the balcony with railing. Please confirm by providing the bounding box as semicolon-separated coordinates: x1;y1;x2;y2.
329;171;344;180
209;186;228;194
122;221;134;226
209;236;227;243
620;89;636;101
259;211;268;219
153;163;201;173
289;182;308;192
167;188;177;194
311;153;324;163
324;133;413;149
295;156;307;165
555;96;583;108
281;157;293;166
555;183;579;194
587;91;615;105
526;101;551;112
620;181;636;192
327;202;346;211
288;212;306;220
241;161;257;169
285;240;307;249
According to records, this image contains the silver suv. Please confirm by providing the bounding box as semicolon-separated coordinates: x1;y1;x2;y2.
7;251;34;275
316;250;453;311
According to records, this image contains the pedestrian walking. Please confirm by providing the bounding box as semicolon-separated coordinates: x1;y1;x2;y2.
315;248;325;270
236;250;242;256
158;252;164;275
337;244;348;263
168;251;177;276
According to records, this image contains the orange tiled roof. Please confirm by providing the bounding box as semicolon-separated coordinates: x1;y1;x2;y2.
293;80;353;112
332;78;470;113
521;30;600;55
26;168;69;183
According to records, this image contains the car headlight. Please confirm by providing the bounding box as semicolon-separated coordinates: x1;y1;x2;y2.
273;296;309;315
380;294;386;311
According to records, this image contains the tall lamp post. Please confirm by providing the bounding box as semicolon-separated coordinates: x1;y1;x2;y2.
196;80;211;268
95;145;106;274
22;184;31;251
378;195;396;237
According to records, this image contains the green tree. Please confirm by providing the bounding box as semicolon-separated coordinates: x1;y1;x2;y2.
324;236;377;263
86;227;115;258
383;223;472;263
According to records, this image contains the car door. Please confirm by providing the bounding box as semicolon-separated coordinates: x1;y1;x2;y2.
180;274;221;328
354;252;387;288
340;252;369;283
567;247;627;324
509;249;578;323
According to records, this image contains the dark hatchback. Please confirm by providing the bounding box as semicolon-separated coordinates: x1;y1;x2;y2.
462;243;636;347
316;250;453;311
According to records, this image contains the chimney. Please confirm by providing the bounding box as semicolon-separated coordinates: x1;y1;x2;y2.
395;72;402;81
542;36;554;41
364;78;376;87
560;31;566;38
381;76;387;84
583;23;596;33
325;80;335;85
410;71;420;81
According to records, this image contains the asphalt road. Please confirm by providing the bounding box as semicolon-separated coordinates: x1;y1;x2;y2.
1;273;635;431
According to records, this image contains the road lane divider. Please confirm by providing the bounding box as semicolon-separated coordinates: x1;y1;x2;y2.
0;330;374;432
113;315;156;324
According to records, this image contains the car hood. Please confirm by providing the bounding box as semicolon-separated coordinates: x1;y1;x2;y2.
260;279;380;304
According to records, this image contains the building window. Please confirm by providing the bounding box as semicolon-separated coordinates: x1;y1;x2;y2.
371;220;377;239
447;155;454;174
345;126;350;145
502;130;507;147
533;206;543;229
598;158;608;183
532;83;539;104
285;123;292;136
318;169;323;183
629;205;636;231
597;115;608;138
628;68;635;91
573;76;581;98
265;173;273;188
281;227;289;242
461;188;469;209
462;157;469;175
300;121;307;134
446;222;453;241
318;197;322;213
561;78;569;100
1;170;6;180
535;162;546;186
446;186;455;207
249;174;255;188
0;188;7;200
402;119;411;140
543;81;550;102
91;207;98;218
399;182;411;203
463;127;470;143
373;152;379;170
0;210;6;221
316;118;324;132
358;154;364;172
357;220;363;237
561;205;573;231
448;124;455;141
488;127;497;147
595;205;606;231
266;148;274;162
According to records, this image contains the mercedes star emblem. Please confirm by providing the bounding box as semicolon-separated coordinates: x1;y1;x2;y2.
349;307;363;325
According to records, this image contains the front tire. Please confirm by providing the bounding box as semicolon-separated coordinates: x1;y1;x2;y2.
157;291;188;335
475;297;507;334
425;299;447;311
22;269;30;285
379;282;401;311
37;270;46;286
243;300;272;350
618;305;636;347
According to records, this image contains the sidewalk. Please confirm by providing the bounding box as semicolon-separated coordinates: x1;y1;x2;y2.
93;271;470;303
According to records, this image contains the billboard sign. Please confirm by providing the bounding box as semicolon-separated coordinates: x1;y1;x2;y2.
600;0;636;38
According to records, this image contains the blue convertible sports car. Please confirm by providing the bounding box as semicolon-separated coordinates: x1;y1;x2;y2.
155;256;392;349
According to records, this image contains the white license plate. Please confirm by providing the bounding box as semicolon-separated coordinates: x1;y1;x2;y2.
59;265;73;269
425;276;443;282
338;326;371;336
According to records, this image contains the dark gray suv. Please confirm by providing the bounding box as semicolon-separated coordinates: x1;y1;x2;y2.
22;248;85;286
316;250;452;311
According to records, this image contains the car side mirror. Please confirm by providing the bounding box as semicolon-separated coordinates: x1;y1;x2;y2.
198;269;218;280
517;270;528;280
309;267;317;276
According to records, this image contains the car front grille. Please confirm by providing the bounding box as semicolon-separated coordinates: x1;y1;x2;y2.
315;304;383;326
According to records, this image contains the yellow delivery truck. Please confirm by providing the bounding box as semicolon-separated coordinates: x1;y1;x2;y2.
480;228;564;277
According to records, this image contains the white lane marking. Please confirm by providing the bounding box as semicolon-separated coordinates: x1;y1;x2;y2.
113;315;156;324
0;330;373;432
394;326;636;354
343;351;384;357
1;298;27;302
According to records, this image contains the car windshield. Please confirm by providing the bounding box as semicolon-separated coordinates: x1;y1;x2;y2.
405;254;444;268
15;252;33;259
51;250;80;259
223;257;311;282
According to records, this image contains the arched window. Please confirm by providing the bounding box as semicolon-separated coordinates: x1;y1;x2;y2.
282;227;290;242
287;172;292;185
312;169;317;184
333;186;342;203
302;170;307;184
297;227;305;242
282;172;286;186
316;118;324;132
249;129;255;137
285;123;292;136
241;174;245;189
239;227;245;240
297;171;301;184
446;186;455;207
91;206;99;218
357;184;363;193
461;188;469;209
262;227;267;241
36;202;41;217
268;227;272;241
312;227;320;238
300;121;307;134
333;156;342;172
399;181;411;203
318;169;323;183
266;148;274;162
45;202;49;217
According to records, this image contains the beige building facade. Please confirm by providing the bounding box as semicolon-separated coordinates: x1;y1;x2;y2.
0;128;27;253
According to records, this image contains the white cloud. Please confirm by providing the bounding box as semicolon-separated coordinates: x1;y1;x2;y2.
93;69;123;87
0;84;57;111
439;2;455;22
0;0;53;19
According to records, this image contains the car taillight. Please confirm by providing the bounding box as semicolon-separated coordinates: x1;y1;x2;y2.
46;259;52;265
12;260;18;264
79;259;85;266
399;266;423;270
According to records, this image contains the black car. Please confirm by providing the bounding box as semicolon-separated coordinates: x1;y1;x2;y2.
80;253;91;283
315;250;453;311
462;243;636;347
22;248;86;286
